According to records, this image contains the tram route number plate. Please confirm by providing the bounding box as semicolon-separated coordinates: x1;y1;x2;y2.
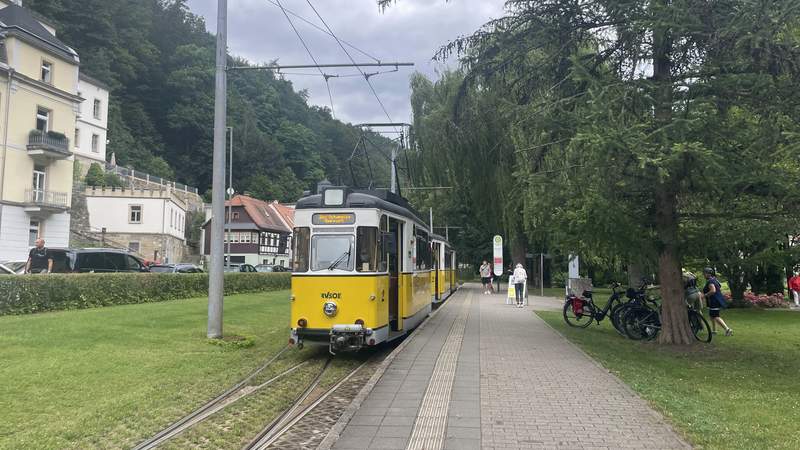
313;213;356;225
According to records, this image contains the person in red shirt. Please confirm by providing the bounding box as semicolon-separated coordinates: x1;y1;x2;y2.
789;271;800;308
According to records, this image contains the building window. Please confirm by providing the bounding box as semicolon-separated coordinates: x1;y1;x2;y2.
129;205;142;224
36;107;50;132
32;165;46;202
41;61;52;83
74;129;80;147
93;99;101;120
91;134;99;153
29;221;40;246
129;242;140;253
232;212;240;220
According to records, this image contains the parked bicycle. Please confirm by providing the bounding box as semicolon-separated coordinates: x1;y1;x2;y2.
622;296;712;343
563;283;629;333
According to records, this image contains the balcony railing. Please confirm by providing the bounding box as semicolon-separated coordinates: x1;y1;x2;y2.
27;130;72;158
24;189;69;209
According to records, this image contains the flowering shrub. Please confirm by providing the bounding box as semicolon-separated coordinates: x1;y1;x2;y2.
725;292;790;309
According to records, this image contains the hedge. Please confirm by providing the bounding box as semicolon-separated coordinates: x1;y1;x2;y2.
0;272;291;316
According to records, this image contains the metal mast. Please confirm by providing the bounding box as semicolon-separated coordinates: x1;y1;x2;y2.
208;0;227;339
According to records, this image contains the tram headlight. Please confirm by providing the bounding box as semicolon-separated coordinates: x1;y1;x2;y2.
323;301;338;317
297;318;308;328
355;319;365;326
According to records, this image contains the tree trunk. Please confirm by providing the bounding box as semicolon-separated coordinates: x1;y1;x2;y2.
655;186;694;345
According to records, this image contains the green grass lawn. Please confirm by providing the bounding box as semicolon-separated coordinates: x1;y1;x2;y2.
537;308;800;450
0;291;295;450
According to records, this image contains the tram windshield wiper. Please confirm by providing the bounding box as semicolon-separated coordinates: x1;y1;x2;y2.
327;244;352;270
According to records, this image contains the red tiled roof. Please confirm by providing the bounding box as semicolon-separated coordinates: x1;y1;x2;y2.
228;195;290;233
269;201;295;229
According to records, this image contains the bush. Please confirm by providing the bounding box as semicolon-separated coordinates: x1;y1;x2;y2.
0;272;290;316
84;163;124;187
725;292;789;309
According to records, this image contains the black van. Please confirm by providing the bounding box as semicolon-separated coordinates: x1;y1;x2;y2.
49;248;149;273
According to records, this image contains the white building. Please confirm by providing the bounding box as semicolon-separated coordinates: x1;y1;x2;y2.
85;187;187;263
74;73;109;166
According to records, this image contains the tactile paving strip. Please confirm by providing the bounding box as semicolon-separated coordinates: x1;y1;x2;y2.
405;293;472;450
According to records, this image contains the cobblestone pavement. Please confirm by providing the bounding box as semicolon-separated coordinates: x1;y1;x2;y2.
332;284;690;450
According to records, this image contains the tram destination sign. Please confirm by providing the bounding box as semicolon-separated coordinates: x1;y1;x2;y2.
313;213;356;225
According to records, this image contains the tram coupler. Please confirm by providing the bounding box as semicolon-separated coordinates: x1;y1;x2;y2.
329;324;371;355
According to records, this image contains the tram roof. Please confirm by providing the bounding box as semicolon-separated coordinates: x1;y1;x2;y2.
296;188;429;228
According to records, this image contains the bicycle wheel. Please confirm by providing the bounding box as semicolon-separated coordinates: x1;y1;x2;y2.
688;310;712;343
623;307;660;340
563;299;596;328
610;303;629;335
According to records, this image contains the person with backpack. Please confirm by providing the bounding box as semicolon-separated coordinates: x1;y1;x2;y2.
702;267;733;336
512;263;527;308
479;260;492;294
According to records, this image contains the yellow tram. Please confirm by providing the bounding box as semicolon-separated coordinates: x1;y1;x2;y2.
289;186;456;353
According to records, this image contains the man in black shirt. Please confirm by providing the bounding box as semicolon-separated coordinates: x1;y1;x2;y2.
26;239;53;274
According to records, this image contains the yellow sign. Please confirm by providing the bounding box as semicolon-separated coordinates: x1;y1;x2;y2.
313;213;356;225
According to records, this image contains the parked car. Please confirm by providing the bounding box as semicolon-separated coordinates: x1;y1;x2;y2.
0;260;26;274
222;264;257;273
149;263;203;273
255;264;290;273
47;248;149;273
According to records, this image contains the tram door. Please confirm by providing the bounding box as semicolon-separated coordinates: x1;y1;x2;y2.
388;219;402;331
433;243;441;301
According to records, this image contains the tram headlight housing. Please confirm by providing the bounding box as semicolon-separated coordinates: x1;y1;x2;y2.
355;319;365;326
297;318;308;328
323;301;338;317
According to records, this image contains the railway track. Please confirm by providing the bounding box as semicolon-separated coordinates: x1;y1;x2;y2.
133;346;298;450
248;348;390;450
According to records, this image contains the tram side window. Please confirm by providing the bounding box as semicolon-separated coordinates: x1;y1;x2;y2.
415;230;431;270
445;250;452;269
356;227;386;272
292;227;310;272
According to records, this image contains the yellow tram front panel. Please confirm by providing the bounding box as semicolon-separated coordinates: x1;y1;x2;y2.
291;275;390;330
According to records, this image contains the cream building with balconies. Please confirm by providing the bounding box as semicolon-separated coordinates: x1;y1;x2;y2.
0;0;81;260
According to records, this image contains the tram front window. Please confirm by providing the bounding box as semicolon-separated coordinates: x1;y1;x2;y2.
311;234;354;271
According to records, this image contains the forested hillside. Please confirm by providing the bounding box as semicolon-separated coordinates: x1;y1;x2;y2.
25;0;389;200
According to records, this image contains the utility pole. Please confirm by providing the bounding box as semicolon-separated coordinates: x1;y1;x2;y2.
208;0;227;339
226;126;233;270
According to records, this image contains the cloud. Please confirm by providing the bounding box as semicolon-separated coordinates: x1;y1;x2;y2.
187;0;506;125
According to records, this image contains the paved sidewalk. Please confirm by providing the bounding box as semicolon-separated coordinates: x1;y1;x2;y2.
331;284;690;450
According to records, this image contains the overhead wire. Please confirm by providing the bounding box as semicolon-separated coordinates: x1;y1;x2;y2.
274;0;336;118
304;0;400;134
263;0;381;64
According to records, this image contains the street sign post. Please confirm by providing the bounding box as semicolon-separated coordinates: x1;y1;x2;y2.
492;235;503;293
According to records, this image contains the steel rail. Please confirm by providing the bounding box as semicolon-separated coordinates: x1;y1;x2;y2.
243;357;334;449
248;359;372;449
132;346;290;450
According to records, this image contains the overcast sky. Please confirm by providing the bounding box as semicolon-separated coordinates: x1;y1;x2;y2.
186;0;506;126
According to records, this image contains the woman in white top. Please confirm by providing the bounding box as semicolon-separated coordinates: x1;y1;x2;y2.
512;263;527;307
